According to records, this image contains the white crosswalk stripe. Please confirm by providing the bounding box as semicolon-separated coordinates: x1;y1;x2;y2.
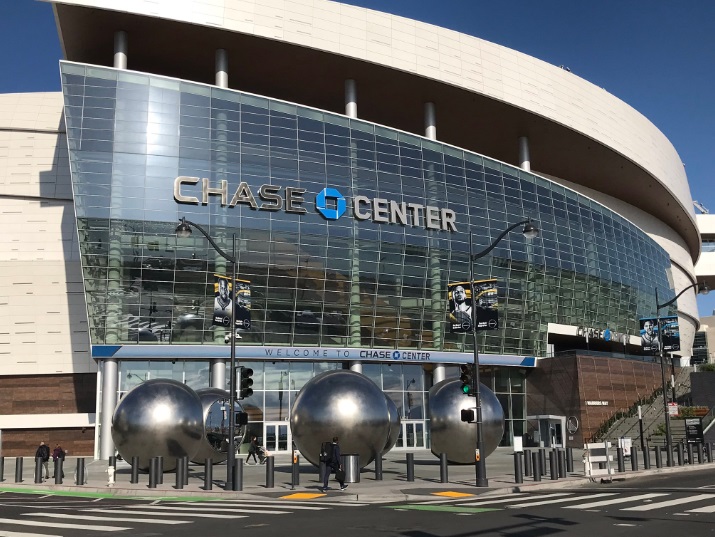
0;532;62;537
88;504;291;515
0;518;128;532
508;493;617;508
86;508;249;519
622;494;715;511
563;493;669;509
25;512;190;524
461;493;572;507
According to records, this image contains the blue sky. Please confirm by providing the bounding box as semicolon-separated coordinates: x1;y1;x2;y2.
3;0;714;316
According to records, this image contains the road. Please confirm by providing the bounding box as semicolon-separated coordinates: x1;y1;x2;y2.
2;472;715;536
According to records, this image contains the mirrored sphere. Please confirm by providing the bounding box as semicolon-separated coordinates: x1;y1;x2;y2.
384;395;401;452
111;379;204;471
192;388;246;464
291;370;391;467
429;378;504;464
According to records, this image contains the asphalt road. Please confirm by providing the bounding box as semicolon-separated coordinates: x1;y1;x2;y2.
3;471;715;536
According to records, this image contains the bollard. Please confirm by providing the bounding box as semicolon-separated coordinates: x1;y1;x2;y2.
290;450;299;490
616;447;625;473
108;455;116;469
513;452;523;484
549;451;558;480
175;457;184;489
76;458;86;486
631;447;639;471
697;443;703;464
532;451;541;482
707;443;713;463
34;456;43;483
558;449;566;478
130;456;140;484
524;449;532;477
266;456;275;488
539;449;547;475
233;458;243;492
374;451;383;481
439;452;448;483
0;456;4;482
157;456;164;485
183;456;189;486
148;457;158;488
15;457;23;483
204;458;213;490
644;443;651;469
406;453;415;482
55;458;64;484
319;460;327;485
685;443;692;465
654;446;662;468
566;447;574;473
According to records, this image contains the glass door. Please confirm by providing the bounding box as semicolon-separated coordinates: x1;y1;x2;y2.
395;420;425;449
263;422;291;454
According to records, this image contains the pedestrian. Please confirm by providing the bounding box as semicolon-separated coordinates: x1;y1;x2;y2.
35;441;50;480
320;436;347;492
52;443;65;478
246;435;259;464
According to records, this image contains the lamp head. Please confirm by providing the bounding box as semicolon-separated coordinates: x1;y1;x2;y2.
175;217;192;238
699;282;710;296
522;220;540;239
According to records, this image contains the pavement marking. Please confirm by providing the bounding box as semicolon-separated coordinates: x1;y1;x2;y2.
196;500;368;507
0;518;128;531
0;531;62;537
621;494;715;511
417;492;529;505
687;503;715;513
461;493;572;506
24;513;189;524
86;508;249;519
164;501;328;510
432;491;475;498
508;493;617;508
384;505;499;514
564;493;669;509
281;493;324;500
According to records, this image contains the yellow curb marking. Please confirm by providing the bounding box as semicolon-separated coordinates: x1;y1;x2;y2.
281;493;326;499
432;491;475;498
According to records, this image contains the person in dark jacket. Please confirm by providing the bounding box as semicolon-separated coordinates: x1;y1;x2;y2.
246;435;259;464
320;436;347;492
35;441;50;479
52;444;65;478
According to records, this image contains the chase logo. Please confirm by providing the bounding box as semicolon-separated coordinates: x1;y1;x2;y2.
315;188;346;220
392;351;401;360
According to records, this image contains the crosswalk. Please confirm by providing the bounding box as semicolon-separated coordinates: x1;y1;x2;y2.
405;490;715;516
0;497;369;535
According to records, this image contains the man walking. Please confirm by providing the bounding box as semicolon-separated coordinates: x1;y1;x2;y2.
35;441;50;480
320;436;347;492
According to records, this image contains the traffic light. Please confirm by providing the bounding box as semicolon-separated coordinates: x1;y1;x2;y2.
461;408;475;423
235;411;248;426
237;366;254;400
459;364;474;396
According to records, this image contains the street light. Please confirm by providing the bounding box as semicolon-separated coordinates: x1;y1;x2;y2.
654;281;709;467
469;219;539;487
176;217;239;489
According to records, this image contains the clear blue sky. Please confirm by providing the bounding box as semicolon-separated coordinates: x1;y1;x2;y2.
3;0;715;316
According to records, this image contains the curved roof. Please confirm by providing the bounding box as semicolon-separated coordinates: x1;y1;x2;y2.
48;0;699;258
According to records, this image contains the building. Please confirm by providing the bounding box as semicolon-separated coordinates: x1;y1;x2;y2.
0;0;707;456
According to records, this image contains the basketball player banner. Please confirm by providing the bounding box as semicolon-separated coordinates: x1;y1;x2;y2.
212;274;252;330
448;279;499;333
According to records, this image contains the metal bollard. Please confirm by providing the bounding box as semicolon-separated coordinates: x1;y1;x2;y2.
204;458;212;490
175;457;184;489
532;451;541;482
655;446;662;468
558;449;566;478
549;451;558;480
685;443;692;465
513;452;523;484
131;456;140;484
631;448;639;471
439;452;448;483
266;456;275;488
524;449;532;477
644;443;651;469
183;456;189;486
233;458;243;492
15;457;23;483
617;447;625;473
406;453;415;482
76;458;85;486
708;443;713;463
566;447;574;473
0;456;4;482
539;449;547;475
148;457;158;488
290;451;299;490
157;456;163;484
374;451;383;481
319;460;327;485
55;459;64;484
108;455;116;468
698;443;704;464
34;457;43;483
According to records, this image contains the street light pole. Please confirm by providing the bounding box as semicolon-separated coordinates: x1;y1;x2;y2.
176;217;238;488
468;219;539;488
654;281;709;468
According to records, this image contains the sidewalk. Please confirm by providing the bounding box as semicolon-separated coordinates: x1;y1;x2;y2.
0;447;709;502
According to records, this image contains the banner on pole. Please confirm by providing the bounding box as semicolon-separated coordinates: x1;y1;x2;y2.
212;274;251;329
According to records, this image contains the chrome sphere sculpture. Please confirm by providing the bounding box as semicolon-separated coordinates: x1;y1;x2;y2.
429;378;504;464
111;378;204;471
192;388;247;464
384;395;401;452
291;370;391;467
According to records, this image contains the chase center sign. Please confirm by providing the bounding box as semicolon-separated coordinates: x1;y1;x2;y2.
174;177;457;232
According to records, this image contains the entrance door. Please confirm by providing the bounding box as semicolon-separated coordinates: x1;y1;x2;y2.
263;422;291;454
395;420;425;449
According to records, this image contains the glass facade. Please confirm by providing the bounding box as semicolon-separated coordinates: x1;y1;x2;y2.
61;62;675;360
